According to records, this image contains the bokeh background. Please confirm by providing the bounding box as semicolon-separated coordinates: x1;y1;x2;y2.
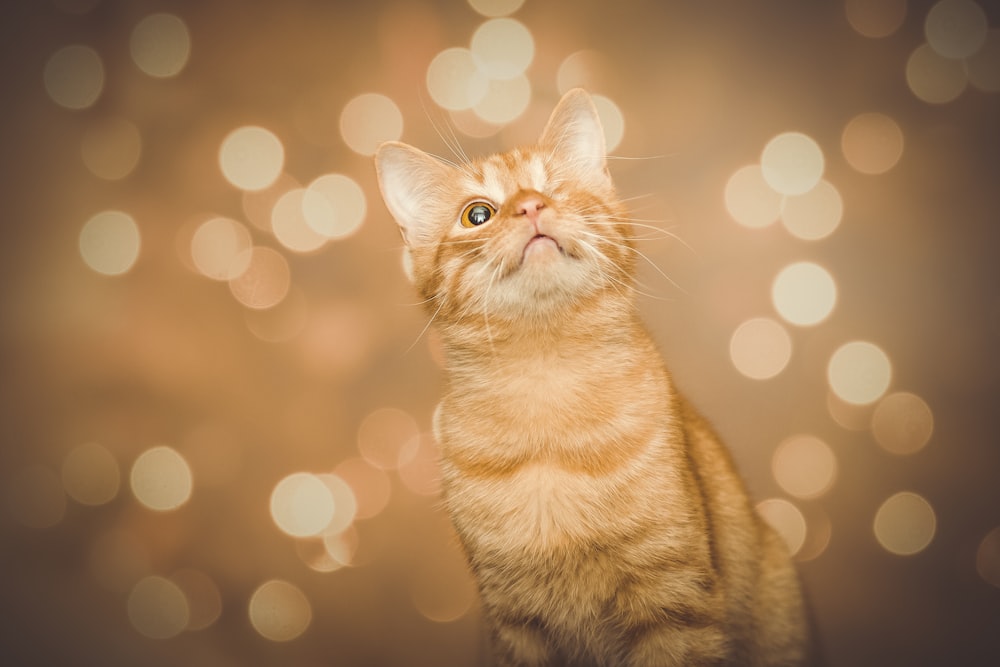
2;0;999;665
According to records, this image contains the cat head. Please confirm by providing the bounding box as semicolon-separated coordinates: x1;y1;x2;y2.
374;89;634;328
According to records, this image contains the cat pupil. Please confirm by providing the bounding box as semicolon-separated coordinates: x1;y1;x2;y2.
469;205;491;225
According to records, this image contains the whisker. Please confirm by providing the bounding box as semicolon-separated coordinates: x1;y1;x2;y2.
420;95;469;165
436;237;494;248
402;293;446;356
452;256;499;323
574;238;655;302
577;230;683;299
401;293;440;308
581;218;698;258
482;261;504;350
605;153;679;162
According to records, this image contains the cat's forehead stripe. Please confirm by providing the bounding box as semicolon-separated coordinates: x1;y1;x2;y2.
463;150;549;203
528;154;546;191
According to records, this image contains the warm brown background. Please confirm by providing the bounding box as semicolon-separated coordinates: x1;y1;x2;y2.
2;0;999;665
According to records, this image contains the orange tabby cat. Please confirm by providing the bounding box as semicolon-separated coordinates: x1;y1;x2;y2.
375;89;814;666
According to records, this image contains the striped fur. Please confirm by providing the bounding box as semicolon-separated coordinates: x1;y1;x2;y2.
375;90;812;666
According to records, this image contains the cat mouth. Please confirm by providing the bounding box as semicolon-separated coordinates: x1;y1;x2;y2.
522;234;564;259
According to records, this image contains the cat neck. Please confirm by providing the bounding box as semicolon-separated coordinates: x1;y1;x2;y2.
437;293;649;375
433;294;673;477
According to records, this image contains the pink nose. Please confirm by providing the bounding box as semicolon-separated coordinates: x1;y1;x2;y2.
515;195;545;221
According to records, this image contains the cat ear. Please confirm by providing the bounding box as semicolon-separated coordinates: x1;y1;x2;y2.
374;141;452;246
539;88;608;178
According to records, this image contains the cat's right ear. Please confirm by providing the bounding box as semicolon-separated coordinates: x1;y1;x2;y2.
374;141;451;246
539;88;608;183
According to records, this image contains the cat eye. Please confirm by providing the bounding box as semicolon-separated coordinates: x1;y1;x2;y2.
460;201;496;228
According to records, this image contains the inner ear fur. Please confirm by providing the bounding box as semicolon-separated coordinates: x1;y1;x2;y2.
374;141;453;246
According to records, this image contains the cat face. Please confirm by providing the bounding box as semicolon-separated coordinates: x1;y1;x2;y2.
375;90;634;323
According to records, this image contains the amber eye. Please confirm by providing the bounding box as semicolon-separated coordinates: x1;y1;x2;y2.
460;202;496;228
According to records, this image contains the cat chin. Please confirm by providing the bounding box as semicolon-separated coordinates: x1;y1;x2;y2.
486;263;594;317
521;235;563;263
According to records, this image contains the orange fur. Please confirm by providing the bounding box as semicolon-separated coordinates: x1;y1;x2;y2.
375;90;813;666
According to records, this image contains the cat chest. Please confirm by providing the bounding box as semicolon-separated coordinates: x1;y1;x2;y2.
451;465;654;646
447;462;636;553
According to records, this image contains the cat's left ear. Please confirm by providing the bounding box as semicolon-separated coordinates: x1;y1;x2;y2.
539;88;608;181
375;141;452;246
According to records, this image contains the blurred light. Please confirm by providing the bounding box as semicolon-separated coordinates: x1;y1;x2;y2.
771;261;837;327
474;74;532;125
190;217;252;280
772;435;837;499
781;179;843;240
470;18;534;80
841;112;904;175
756;498;807;557
845;0;907;38
130;13;191;78
339;93;403;156
906;43;968;104
271;188;327;253
303;173;367;240
358;407;420;471
130;446;193;511
248;580;312;642
967;29;1000;92
426;47;489;110
874;491;936;556
170;569;222;631
828;341;892;405
449;108;502;138
760;132;825;196
796;508;833;562
5;465;66;529
871;391;934;455
557;49;611;94
977;527;1000;588
335;457;391;520
324;528;360;567
468;0;525;17
296;538;344;573
127;575;190;639
826;391;873;431
245;286;308;343
228;246;291;309
61;442;120;506
924;0;988;60
242;172;299;231
79;210;141;276
295;526;358;573
296;528;361;572
411;558;477;623
219;126;285;191
724;164;783;228
729;317;792;380
81;117;142;180
89;528;151;592
270;472;336;538
592;94;625;153
43;44;103;110
398;434;443;496
316;473;358;536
